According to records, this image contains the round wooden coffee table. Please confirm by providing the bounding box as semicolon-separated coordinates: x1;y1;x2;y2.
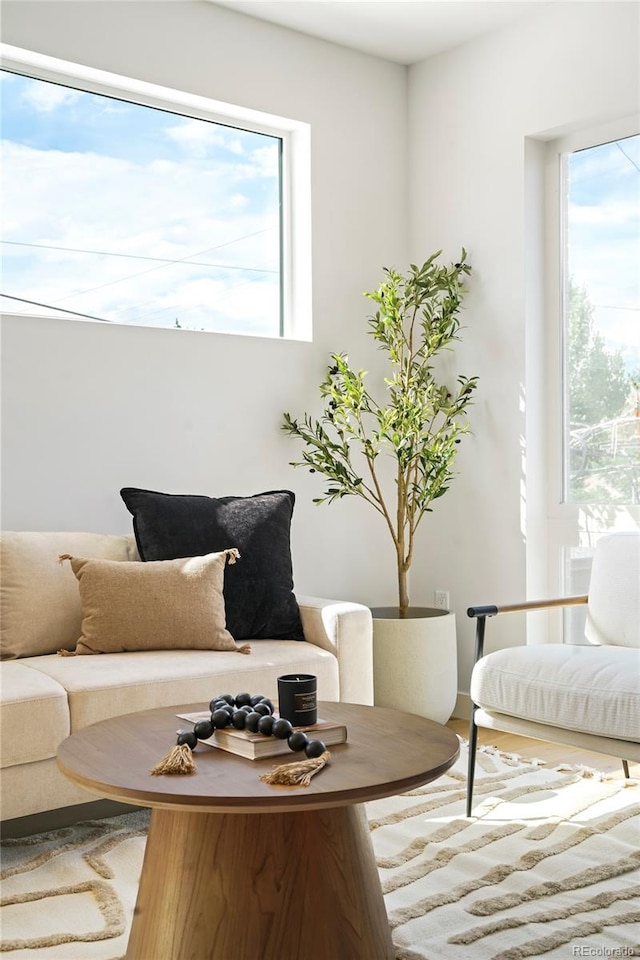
57;700;459;960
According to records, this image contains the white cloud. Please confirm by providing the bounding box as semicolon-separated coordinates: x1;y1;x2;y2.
243;145;280;179
228;193;250;210
20;83;82;113
1;139;280;335
164;119;225;157
569;200;639;226
163;121;263;169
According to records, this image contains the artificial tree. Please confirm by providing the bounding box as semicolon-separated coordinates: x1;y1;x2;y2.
283;250;478;617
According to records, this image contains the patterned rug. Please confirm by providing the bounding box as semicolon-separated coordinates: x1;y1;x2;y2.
1;740;638;959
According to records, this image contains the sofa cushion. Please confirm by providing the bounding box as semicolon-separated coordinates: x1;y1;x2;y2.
0;532;138;659
120;487;304;642
61;549;243;655
27;644;340;732
470;644;640;743
0;661;69;767
0;759;93;821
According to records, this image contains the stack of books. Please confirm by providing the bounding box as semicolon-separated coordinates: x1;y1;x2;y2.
177;709;347;760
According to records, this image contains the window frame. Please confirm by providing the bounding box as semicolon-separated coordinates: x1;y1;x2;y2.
543;116;640;631
0;43;312;341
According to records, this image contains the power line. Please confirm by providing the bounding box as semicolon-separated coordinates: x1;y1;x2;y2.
1;294;112;322
616;140;640;175
1;228;280;325
1;239;278;274
107;259;271;326
45;232;277;306
569;136;640;187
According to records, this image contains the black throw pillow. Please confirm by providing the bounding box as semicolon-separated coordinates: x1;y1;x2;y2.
120;487;304;642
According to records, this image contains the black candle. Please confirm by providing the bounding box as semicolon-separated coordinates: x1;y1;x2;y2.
277;674;317;727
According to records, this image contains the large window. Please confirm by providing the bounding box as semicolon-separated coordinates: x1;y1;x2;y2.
0;46;311;338
562;134;640;505
544;122;639;642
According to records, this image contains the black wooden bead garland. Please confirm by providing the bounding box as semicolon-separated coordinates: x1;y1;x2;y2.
150;693;331;786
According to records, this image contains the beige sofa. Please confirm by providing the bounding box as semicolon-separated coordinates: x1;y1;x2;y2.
0;532;373;822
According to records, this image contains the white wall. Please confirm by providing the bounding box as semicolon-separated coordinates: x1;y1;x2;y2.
407;1;639;691
0;1;407;604
3;0;638;698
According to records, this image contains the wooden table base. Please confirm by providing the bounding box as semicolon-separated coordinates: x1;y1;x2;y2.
126;803;395;960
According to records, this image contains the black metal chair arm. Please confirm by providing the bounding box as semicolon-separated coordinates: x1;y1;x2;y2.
466;604;499;618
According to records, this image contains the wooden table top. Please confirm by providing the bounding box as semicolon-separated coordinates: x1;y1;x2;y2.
57;701;460;814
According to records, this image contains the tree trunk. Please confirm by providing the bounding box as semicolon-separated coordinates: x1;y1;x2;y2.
396;470;409;617
398;561;409;618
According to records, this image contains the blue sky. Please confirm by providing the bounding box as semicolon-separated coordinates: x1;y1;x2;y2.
1;70;282;335
567;133;640;375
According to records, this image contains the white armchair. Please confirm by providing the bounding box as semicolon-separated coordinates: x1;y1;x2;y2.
466;532;640;816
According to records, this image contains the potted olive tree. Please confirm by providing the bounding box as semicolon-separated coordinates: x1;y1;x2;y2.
282;251;478;723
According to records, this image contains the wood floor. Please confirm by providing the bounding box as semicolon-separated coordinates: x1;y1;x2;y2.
447;717;640;780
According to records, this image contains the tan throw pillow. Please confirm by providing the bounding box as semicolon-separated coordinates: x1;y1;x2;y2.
59;549;249;655
1;532;138;659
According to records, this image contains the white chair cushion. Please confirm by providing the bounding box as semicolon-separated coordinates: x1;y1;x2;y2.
470;644;640;743
585;531;640;649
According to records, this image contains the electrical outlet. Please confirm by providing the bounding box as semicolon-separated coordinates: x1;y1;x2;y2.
434;590;450;610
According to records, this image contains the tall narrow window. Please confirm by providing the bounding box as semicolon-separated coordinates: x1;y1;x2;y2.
562;134;640;505
543;127;640;643
1;66;296;337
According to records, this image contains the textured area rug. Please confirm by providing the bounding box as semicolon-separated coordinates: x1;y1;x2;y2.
1;741;638;960
370;743;639;959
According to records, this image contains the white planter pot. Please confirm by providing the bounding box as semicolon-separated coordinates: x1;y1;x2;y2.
372;608;457;725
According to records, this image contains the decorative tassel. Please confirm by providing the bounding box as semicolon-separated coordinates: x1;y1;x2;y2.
150;743;197;776
236;643;251;655
259;751;331;787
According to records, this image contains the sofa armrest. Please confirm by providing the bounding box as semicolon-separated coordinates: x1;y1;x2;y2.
297;596;373;706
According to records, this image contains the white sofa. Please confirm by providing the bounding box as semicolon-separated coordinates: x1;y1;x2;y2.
0;531;373;822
